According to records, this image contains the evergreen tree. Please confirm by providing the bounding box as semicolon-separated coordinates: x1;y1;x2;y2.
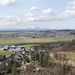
4;55;6;60
25;56;30;63
40;52;44;67
36;53;39;61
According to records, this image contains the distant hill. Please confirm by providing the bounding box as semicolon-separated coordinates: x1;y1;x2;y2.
0;27;50;32
0;28;75;32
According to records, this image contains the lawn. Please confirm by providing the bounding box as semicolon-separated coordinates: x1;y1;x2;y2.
0;37;74;46
0;51;12;56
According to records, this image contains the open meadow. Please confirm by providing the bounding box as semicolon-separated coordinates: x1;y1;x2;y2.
0;37;75;46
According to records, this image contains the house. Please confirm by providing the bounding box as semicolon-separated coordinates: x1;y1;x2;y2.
0;45;25;52
21;61;34;71
30;48;34;51
14;54;22;62
33;67;41;72
3;49;8;51
0;46;7;51
17;46;25;50
22;51;25;55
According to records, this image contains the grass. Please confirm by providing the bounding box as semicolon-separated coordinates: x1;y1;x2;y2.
67;53;75;60
50;52;75;60
22;44;40;47
21;44;41;49
17;66;21;70
0;51;12;56
57;52;75;60
0;37;74;46
50;52;75;66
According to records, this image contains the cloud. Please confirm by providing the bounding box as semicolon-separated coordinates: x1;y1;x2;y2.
30;6;40;11
25;13;34;17
68;1;75;5
0;5;75;27
71;6;75;10
0;1;75;28
57;6;75;20
1;6;75;27
60;1;75;20
0;16;19;27
42;8;55;16
0;0;16;7
27;16;40;22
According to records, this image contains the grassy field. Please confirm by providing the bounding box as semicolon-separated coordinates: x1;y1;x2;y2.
56;52;75;60
21;44;41;49
50;52;75;67
0;51;12;56
50;52;75;60
0;37;75;46
22;44;41;47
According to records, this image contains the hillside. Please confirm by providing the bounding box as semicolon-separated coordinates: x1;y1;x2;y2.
53;41;75;52
61;41;75;52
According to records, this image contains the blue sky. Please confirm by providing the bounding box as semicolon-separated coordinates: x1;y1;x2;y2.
0;0;75;29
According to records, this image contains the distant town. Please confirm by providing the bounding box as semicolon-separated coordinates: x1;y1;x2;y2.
0;30;75;38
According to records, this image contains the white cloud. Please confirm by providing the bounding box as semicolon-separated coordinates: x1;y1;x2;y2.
30;6;40;11
27;16;40;21
0;0;16;7
72;6;75;10
25;13;34;17
0;1;75;28
58;6;75;20
68;1;75;5
42;8;55;16
0;5;75;27
0;16;20;27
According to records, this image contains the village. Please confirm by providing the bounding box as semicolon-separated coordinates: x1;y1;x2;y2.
0;44;49;75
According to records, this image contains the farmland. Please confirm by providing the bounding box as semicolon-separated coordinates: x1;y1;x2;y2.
0;37;75;46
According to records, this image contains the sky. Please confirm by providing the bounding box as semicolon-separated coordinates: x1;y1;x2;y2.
0;0;75;29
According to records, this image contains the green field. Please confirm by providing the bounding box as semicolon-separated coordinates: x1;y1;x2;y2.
0;51;12;56
0;37;75;46
22;44;41;47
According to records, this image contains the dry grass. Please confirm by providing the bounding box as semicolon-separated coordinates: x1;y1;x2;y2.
50;52;75;67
